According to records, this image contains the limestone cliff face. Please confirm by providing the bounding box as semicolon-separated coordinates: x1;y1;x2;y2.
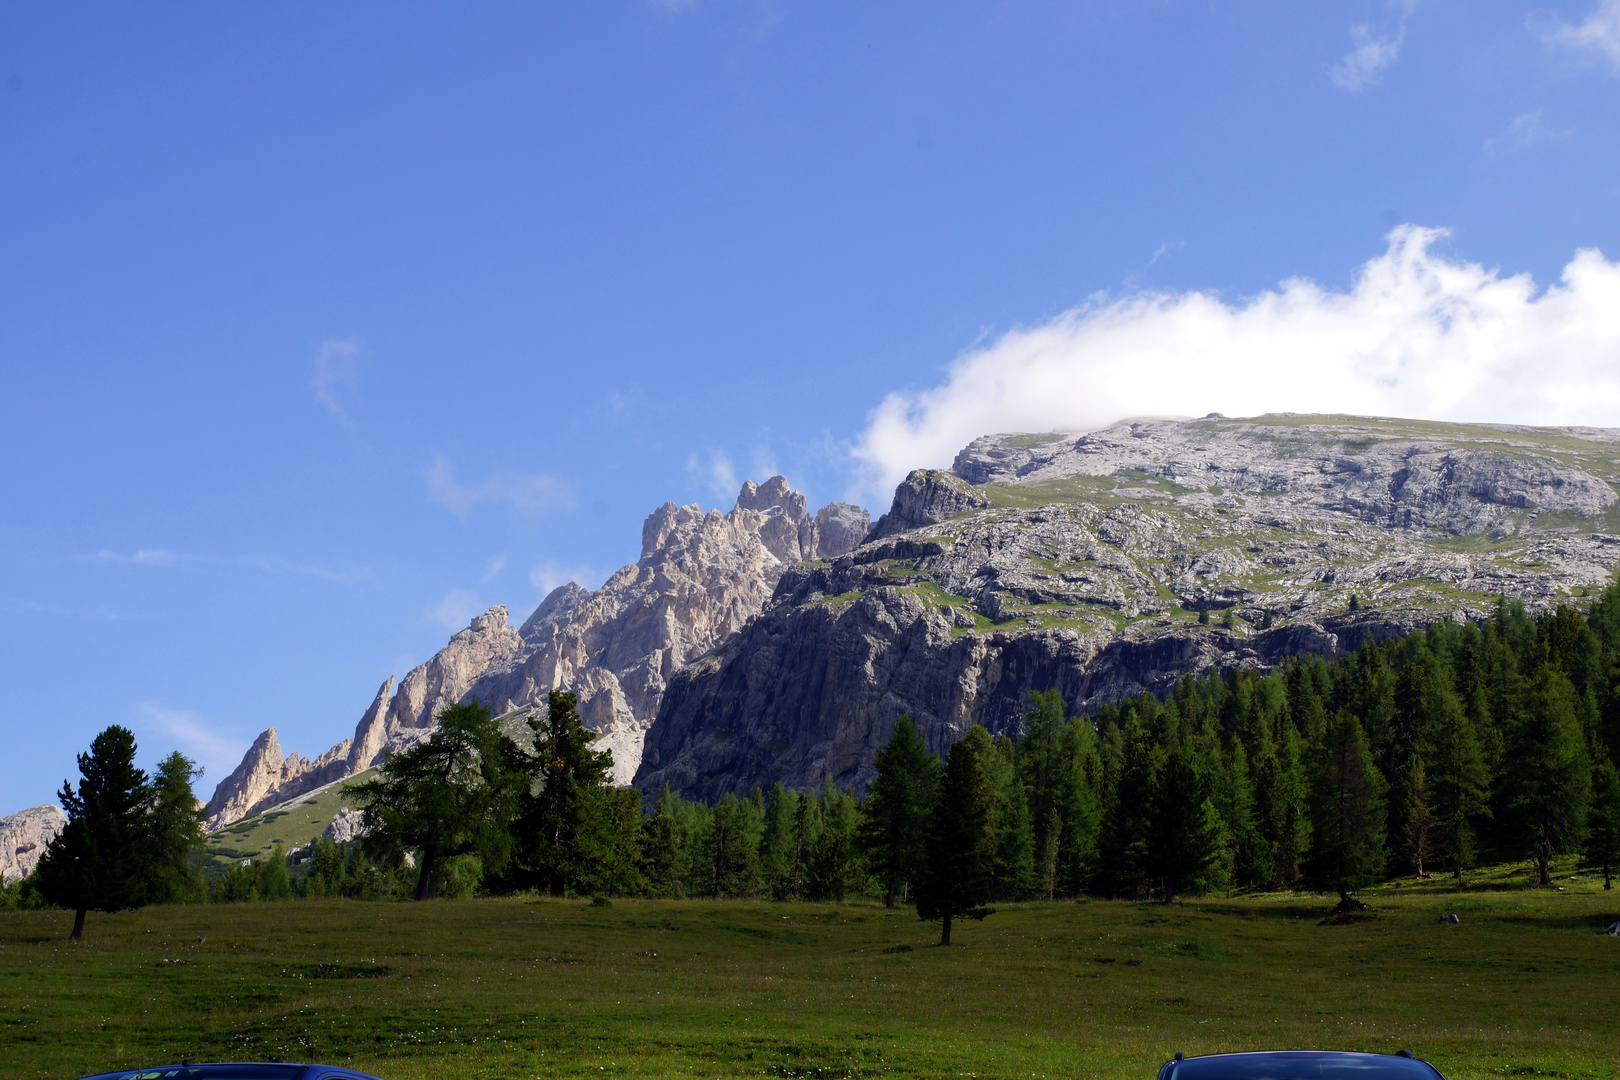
637;416;1620;801
469;477;870;782
1;804;67;885
202;477;868;825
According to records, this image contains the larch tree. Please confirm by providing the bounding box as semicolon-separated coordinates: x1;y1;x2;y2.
857;716;939;908
915;731;995;946
354;701;523;900
1302;711;1387;906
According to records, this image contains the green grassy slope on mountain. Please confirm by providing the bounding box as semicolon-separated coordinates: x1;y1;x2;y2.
4;859;1618;1080
201;711;538;872
201;769;377;871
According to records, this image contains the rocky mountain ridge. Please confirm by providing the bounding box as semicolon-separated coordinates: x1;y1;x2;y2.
635;415;1620;800
202;477;867;829
2;804;66;885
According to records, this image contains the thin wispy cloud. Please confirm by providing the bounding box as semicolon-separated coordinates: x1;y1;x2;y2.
481;555;507;585
1484;110;1571;155
686;450;740;501
311;336;365;417
425;456;574;518
0;595;121;621
89;548;369;584
851;225;1620;502
136;703;244;785
1544;0;1620;69
1333;24;1405;91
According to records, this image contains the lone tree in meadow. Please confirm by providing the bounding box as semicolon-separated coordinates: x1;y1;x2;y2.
915;731;995;946
858;715;940;908
33;725;153;942
354;701;522;900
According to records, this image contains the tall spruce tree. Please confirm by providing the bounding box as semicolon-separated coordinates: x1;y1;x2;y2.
146;750;207;904
1504;662;1591;886
33;725;152;941
916;731;995;945
1302;711;1387;904
857;716;939;907
353;701;522;900
514;690;617;896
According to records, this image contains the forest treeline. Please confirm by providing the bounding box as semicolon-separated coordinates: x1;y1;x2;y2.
14;585;1620;940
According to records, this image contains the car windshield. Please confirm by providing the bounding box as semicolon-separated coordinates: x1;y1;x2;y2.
1166;1054;1440;1080
83;1067;307;1080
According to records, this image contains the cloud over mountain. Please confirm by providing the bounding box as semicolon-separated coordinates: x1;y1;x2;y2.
852;226;1620;501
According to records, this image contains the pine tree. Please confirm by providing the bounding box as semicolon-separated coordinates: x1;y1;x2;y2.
33;726;152;941
514;690;616;897
915;732;995;945
704;793;760;898
146;751;206;904
1391;752;1435;877
759;783;799;899
806;781;862;901
1146;742;1227;902
1584;760;1620;890
1426;698;1490;882
1250;715;1307;888
1504;663;1591;886
857;716;939;907
353;701;522;900
1302;711;1387;904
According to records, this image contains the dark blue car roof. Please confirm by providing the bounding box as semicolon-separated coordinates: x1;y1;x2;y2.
1158;1051;1446;1080
76;1064;385;1080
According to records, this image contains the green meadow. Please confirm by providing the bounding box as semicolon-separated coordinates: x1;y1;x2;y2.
4;864;1619;1080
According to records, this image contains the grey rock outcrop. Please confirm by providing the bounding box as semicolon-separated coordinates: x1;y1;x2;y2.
1;804;67;885
204;478;868;826
324;807;366;844
638;415;1620;801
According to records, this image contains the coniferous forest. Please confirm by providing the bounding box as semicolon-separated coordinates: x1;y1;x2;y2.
15;585;1620;942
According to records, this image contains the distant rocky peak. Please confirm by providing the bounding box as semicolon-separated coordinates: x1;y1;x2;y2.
733;475;805;518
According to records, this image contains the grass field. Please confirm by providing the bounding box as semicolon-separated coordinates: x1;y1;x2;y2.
4;864;1620;1080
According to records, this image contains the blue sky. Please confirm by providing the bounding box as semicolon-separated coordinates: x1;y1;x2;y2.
3;1;1619;813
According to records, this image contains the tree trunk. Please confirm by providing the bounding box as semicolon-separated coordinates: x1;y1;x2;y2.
939;912;952;947
884;874;896;910
1454;858;1463;884
414;847;437;901
1536;851;1551;887
70;908;86;942
1604;862;1611;891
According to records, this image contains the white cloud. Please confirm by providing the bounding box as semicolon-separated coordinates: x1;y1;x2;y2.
1484;110;1571;155
136;704;245;786
427;588;483;630
686;450;740;501
851;225;1620;502
311;336;365;417
481;555;507;584
1333;24;1404;91
425;456;573;518
529;561;600;596
1545;0;1620;68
